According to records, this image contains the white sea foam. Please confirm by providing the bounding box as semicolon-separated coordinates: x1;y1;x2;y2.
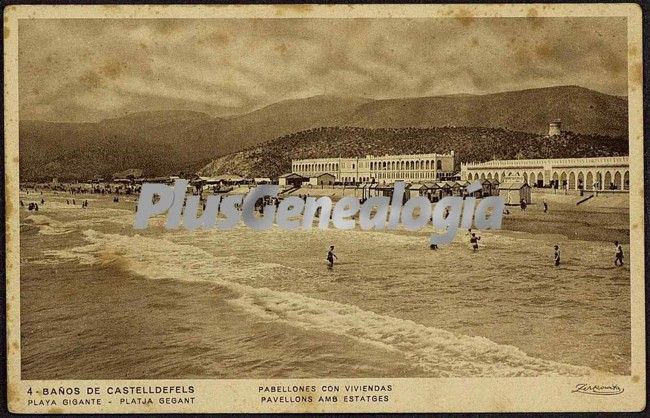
50;228;599;377
24;214;73;235
25;210;135;236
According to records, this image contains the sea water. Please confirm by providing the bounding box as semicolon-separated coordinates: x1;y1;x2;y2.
18;192;630;378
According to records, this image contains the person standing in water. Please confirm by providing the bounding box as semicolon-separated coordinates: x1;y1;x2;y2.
554;245;561;266
327;245;338;268
470;233;480;251
614;241;624;266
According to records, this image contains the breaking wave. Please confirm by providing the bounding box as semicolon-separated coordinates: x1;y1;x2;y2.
35;216;600;377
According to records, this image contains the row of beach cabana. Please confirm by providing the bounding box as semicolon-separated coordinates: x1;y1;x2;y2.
357;178;501;202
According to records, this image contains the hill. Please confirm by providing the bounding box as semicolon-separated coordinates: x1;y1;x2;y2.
19;86;627;181
19;96;370;181
327;86;627;137
199;126;628;179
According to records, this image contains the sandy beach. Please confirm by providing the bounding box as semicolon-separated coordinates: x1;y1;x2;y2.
20;190;630;379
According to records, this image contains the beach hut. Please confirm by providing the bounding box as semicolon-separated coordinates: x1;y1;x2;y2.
213;174;245;185
369;182;379;198
421;182;440;202
437;181;454;197
409;183;427;195
307;173;336;186
277;173;307;188
478;178;493;197
488;178;500;196
453;180;470;196
356;182;373;200
379;182;410;203
376;182;392;197
498;181;531;205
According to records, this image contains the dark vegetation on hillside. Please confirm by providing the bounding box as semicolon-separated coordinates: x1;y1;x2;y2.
200;126;628;179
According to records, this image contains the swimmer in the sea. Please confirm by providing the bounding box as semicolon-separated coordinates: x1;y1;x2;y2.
327;245;337;268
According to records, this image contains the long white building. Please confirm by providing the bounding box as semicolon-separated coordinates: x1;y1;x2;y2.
292;152;455;183
461;156;629;190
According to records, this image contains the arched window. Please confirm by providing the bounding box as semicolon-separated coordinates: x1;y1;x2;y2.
614;171;622;189
577;172;584;189
604;171;612;189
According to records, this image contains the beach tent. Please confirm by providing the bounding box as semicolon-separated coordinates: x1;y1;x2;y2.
379;182;410;203
436;181;454;197
356;182;376;199
137;176;167;184
498;181;531;205
479;178;493;197
362;182;379;198
488;178;500;196
409;182;427;194
277;173;307;188
452;180;470;196
213;174;245;184
307;173;335;186
420;182;441;202
375;182;393;198
198;176;223;185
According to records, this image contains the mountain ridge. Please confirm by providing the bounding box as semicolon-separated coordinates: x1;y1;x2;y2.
19;85;627;181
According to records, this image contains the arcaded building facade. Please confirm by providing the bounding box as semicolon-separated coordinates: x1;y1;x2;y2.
461;156;630;191
292;152;455;184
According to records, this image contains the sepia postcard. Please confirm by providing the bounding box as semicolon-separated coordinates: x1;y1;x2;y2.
4;3;645;413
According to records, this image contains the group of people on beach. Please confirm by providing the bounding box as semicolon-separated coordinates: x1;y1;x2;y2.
20;196;90;210
20;193;45;211
65;198;89;208
22;201;39;211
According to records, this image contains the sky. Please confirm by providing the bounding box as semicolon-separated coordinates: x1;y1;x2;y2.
19;17;628;122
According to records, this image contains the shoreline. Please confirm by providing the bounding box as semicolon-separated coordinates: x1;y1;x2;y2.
20;189;630;244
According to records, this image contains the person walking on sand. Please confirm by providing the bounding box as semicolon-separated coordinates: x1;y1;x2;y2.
543;199;548;213
327;245;338;268
614;241;624;266
554;245;561;266
470;233;480;251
